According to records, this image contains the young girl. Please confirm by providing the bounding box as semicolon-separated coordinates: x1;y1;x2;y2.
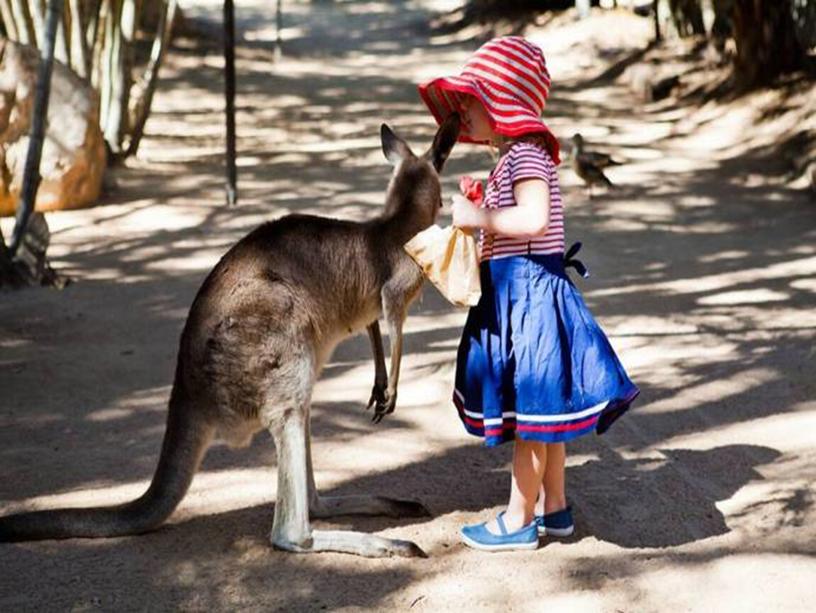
418;36;639;551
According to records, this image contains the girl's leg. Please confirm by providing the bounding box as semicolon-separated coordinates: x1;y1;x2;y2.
486;438;547;533
542;442;567;514
534;482;546;517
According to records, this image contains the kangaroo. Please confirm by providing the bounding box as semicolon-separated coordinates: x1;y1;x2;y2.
0;114;460;558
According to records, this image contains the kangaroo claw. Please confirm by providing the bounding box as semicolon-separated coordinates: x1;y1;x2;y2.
366;383;386;413
367;385;395;423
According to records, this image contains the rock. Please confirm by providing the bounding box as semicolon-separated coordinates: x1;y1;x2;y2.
0;211;68;288
0;38;106;217
623;64;654;102
651;75;681;101
623;63;681;102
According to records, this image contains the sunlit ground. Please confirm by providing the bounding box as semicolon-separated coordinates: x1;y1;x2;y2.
1;1;815;610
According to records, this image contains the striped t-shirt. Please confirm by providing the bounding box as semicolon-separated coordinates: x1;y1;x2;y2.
479;141;564;261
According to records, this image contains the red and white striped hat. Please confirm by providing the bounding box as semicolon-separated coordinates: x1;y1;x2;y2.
418;36;560;164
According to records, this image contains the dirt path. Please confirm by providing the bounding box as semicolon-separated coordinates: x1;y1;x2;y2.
1;1;815;610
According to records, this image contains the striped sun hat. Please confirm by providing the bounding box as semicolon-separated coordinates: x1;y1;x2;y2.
418;36;560;164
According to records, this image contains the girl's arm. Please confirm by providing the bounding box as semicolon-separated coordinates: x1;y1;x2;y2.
452;179;551;239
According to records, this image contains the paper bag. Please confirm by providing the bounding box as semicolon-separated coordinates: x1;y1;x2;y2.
404;224;482;307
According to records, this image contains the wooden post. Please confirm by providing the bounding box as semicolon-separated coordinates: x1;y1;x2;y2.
275;0;283;58
653;0;661;42
223;0;238;205
10;0;64;256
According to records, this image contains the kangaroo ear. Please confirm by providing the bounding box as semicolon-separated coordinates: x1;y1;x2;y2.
429;113;460;172
381;124;413;166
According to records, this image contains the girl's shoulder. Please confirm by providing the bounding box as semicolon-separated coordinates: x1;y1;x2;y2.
491;140;555;181
491;140;556;183
506;139;554;164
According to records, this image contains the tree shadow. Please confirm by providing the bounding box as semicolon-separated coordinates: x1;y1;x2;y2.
0;439;793;609
2;0;815;608
565;444;781;548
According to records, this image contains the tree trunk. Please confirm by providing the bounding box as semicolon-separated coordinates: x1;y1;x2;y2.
126;0;177;157
711;0;733;52
669;0;705;36
732;0;803;89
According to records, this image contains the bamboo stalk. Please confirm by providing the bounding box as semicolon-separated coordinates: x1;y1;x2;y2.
126;0;177;157
54;0;69;63
102;0;129;155
68;0;88;78
90;0;107;90
85;0;100;53
10;0;36;46
30;0;47;48
112;0;135;150
10;0;64;256
99;0;118;149
0;0;20;41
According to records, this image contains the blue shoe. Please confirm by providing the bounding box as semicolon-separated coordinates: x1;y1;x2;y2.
535;506;574;537
460;512;539;551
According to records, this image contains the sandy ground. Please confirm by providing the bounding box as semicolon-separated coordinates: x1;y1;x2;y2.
1;1;815;611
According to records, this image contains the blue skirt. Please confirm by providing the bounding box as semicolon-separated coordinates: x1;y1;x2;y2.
453;253;639;446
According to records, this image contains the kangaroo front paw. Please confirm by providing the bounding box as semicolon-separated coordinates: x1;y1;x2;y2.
369;389;396;424
366;382;387;413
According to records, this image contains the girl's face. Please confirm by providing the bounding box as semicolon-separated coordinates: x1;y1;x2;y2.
460;95;494;142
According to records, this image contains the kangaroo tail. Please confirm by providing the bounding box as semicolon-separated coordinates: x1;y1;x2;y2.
0;393;213;542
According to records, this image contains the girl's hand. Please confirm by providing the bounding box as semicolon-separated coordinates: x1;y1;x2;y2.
459;176;484;205
451;194;484;230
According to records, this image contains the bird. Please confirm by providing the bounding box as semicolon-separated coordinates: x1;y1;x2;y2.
571;133;621;169
571;133;617;198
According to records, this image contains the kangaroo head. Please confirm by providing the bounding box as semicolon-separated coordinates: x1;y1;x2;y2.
380;114;460;233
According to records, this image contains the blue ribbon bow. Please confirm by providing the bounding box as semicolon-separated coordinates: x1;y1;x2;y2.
564;241;590;279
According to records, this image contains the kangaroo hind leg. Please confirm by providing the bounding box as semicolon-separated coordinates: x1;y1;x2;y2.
268;398;426;558
304;406;429;520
